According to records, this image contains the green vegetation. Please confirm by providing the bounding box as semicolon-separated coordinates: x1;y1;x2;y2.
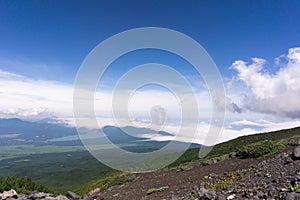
206;169;249;191
238;140;285;158
170;126;300;167
146;186;169;195
77;173;133;195
0;151;116;194
176;165;193;172
202;154;229;166
0;145;85;161
0;176;54;194
288;181;300;192
0;127;298;195
205;127;299;158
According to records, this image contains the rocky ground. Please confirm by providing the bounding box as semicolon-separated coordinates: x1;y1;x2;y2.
0;190;80;200
2;138;300;200
189;146;300;200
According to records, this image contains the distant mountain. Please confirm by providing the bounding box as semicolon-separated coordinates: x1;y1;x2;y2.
0;118;201;150
102;125;174;144
0;118;77;144
102;125;200;152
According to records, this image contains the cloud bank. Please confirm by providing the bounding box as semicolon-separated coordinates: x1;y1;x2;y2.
230;47;300;118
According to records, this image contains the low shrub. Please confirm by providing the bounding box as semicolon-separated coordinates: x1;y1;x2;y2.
0;176;53;194
146;186;169;195
238;140;285;158
206;169;249;191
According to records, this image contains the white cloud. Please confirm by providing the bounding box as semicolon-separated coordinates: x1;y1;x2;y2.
230;47;300;118
0;69;74;119
0;107;51;119
0;69;214;124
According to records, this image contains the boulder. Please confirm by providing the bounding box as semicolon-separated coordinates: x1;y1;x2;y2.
285;192;300;200
292;147;300;160
229;152;237;158
2;190;18;200
65;191;80;200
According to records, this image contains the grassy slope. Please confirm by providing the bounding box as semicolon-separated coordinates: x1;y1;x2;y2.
169;126;300;167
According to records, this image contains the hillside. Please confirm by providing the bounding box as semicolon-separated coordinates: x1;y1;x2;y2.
1;126;300;200
81;137;300;199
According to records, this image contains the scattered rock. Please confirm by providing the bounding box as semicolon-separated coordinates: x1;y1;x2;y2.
28;192;54;199
0;190;72;200
288;137;300;146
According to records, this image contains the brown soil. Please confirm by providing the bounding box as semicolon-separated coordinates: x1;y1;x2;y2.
89;156;261;200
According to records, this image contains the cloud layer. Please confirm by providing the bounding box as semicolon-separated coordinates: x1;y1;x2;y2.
1;46;300;145
230;47;300;118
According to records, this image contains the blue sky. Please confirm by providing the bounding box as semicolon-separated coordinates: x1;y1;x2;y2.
1;0;300;143
1;0;300;81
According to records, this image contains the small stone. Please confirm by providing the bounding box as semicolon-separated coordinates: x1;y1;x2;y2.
265;173;272;178
209;173;218;179
65;191;80;200
227;194;236;200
